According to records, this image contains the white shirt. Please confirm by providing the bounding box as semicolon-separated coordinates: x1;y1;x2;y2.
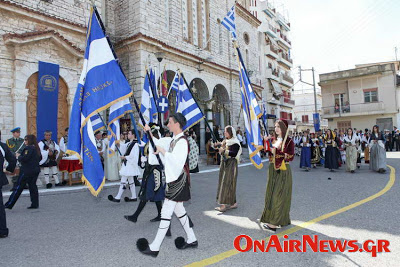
39;139;60;165
161;132;188;183
150;137;172;166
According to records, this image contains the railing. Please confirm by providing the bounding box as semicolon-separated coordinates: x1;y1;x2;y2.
267;67;279;77
270;44;278;54
322;102;385;115
268;23;278;34
280;34;292;46
282;73;294;83
284;97;295;105
281;52;293;63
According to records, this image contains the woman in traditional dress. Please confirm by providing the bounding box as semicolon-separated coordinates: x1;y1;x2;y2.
299;131;313;171
324;129;340;172
343;128;360;173
103;136;121;181
369;125;387;173
260;120;294;232
187;130;199;173
362;131;370;164
310;133;321;168
214;126;242;212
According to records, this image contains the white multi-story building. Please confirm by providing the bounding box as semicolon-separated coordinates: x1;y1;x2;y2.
292;88;328;132
245;0;295;130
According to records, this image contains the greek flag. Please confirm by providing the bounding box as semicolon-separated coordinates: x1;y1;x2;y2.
108;98;132;155
67;8;132;196
238;51;263;169
167;72;179;97
90;114;104;132
140;72;158;126
176;73;204;130
221;5;237;40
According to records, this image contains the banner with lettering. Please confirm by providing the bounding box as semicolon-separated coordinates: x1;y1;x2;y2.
37;61;60;141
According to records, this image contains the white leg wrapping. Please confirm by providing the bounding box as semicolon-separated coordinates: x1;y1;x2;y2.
149;199;176;251
127;176;136;199
175;202;197;244
51;166;60;183
115;176;128;200
43;167;50;184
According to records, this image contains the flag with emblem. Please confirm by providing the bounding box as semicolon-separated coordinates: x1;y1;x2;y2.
67;7;133;196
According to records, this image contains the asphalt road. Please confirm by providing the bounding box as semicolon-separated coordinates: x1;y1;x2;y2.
1;153;399;267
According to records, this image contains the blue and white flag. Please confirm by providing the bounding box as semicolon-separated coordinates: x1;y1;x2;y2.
108;98;132;155
90;114;104;132
140;72;158;126
67;8;132;196
237;52;263;169
221;5;237;40
176;73;204;130
167;72;179;97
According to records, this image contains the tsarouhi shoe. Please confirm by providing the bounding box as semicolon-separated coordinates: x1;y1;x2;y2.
46;183;52;189
107;195;120;203
137;238;159;257
124;197;137;202
55;183;63;187
175;237;198;250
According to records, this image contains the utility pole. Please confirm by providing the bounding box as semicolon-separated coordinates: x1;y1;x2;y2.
299;66;319;131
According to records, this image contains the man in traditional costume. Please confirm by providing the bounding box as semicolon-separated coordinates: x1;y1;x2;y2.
108;130;140;202
261;120;294;231
59;127;69;154
369;125;387;173
6;127;25;191
39;130;62;188
137;113;197;257
125;124;169;222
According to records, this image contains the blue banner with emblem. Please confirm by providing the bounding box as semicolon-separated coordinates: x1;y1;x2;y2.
313;113;320;132
37;61;59;141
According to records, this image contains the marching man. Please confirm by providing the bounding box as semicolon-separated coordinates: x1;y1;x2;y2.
137;113;198;257
39;130;62;188
108;130;140;202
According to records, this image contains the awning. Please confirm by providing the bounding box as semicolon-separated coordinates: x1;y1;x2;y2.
269;79;282;96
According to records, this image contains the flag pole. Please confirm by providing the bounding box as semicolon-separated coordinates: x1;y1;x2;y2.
92;5;164;169
96;112;123;156
146;69;163;127
179;71;219;143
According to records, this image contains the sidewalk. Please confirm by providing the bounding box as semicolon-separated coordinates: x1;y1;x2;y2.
3;148;269;197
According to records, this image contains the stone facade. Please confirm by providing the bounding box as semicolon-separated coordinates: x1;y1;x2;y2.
0;0;294;152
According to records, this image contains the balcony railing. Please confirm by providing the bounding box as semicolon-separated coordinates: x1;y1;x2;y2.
322;102;385;117
284;97;295;105
282;73;294;83
281;52;293;63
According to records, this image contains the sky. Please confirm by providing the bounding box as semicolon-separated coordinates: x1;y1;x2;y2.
270;0;400;89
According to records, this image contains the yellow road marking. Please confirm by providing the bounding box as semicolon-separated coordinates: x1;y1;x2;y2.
186;165;396;266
